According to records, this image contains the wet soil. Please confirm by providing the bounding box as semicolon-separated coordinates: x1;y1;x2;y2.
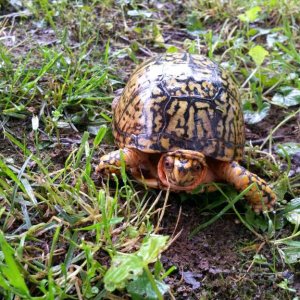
160;198;300;299
245;106;300;145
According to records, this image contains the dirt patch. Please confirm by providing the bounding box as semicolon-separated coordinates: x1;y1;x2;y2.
160;197;298;299
246;106;300;145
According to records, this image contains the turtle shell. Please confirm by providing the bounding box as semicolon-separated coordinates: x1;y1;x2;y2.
113;53;245;161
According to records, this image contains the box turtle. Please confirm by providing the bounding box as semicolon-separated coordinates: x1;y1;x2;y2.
96;53;276;212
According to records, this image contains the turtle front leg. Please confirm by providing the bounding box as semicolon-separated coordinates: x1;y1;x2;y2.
96;148;159;187
215;161;276;213
96;148;147;176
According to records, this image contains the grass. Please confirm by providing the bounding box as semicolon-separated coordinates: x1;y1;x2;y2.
0;129;170;298
0;0;300;298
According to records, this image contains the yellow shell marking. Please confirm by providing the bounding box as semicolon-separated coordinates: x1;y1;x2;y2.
113;53;245;160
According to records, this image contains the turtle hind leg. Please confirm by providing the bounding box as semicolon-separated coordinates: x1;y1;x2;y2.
215;161;276;213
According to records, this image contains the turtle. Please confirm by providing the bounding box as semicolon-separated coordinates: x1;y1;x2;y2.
96;53;276;213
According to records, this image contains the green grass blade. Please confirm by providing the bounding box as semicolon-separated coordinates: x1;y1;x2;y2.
0;232;31;297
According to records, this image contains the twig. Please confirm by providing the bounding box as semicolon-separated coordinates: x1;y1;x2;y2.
0;10;32;20
260;107;300;149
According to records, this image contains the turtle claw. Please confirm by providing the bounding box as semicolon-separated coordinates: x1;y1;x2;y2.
95;150;124;177
214;161;276;213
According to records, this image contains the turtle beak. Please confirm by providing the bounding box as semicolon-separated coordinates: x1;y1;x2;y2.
173;159;192;186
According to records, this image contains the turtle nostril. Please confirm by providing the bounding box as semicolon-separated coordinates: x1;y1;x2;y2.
178;165;187;173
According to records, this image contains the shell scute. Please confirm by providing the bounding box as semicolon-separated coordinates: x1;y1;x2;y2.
113;53;245;161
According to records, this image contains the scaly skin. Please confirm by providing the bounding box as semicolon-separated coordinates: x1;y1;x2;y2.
96;149;276;212
212;160;276;213
157;150;209;191
96;148;157;183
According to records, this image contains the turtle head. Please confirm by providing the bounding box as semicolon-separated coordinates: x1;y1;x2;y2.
158;150;207;191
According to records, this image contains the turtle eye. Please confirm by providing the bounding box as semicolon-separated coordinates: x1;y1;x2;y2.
163;157;174;170
192;160;202;172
